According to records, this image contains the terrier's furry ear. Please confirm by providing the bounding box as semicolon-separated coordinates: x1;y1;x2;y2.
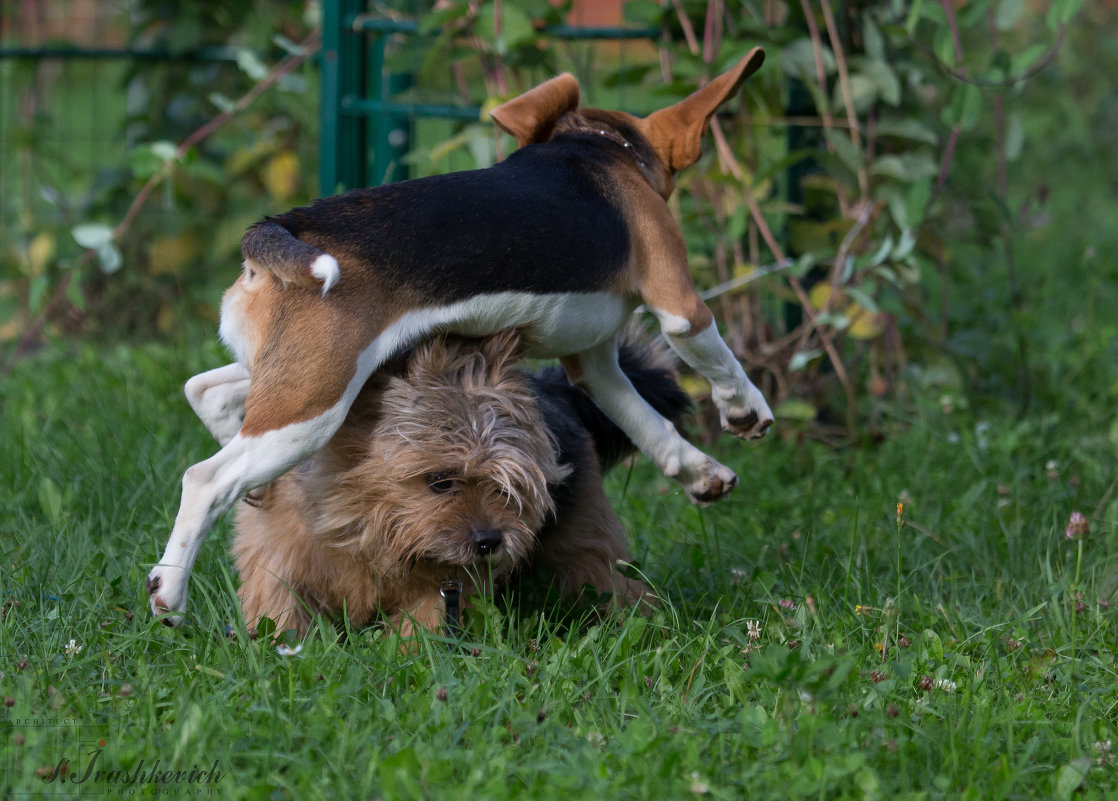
643;47;765;173
490;73;581;147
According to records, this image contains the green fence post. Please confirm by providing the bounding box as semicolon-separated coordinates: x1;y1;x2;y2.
320;0;368;194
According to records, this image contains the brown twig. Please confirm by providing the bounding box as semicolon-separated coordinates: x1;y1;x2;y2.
796;0;852;216
930;0;965;202
670;0;702;56
818;0;868;197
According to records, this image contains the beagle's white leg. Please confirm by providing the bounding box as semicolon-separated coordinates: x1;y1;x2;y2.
574;338;738;504
656;315;773;440
146;401;350;625
184;363;251;446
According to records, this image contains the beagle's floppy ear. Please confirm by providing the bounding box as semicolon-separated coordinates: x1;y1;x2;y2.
643;47;765;173
490;73;581;147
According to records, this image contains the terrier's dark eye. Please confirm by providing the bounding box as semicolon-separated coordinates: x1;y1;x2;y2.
426;472;461;493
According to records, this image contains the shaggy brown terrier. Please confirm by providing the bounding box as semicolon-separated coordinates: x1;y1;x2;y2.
232;328;690;638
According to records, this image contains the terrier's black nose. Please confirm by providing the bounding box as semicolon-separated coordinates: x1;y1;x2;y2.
472;529;503;555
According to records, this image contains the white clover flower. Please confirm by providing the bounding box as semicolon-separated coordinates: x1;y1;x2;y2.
64;639;82;657
933;678;957;693
746;620;762;641
585;731;606;749
276;643;303;657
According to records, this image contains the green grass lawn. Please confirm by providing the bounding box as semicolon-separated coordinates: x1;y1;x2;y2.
1;313;1115;799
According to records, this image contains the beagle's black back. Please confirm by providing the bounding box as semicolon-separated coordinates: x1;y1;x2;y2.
252;138;635;302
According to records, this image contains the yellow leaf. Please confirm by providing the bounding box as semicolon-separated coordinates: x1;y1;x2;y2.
678;374;711;399
156;302;177;333
0;280;22;340
808;283;840;310
775;399;817;421
732;262;757;280
480;95;504;122
226;140;276;175
149;234;199;276
846;303;886;339
27;233;56;276
263;150;300;202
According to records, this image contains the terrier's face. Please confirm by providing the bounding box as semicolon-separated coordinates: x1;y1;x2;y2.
317;330;570;583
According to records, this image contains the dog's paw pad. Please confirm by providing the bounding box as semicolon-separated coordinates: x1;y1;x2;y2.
145;574;161;594
685;461;738;505
725;411;773;440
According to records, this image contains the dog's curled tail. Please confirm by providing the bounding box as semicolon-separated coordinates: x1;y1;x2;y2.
240;219;340;293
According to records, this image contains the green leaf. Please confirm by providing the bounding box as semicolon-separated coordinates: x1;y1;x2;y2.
893;228;917;260
72;223;114;250
867;233;895;268
476;3;536;55
38;477;63;527
781;37;835;80
1053;758;1091;800
1012;42;1052;76
789;349;823;372
824;130;865;174
905;178;933;229
995;0;1024;30
904;0;926;34
623;0;665;26
834;73;879;115
875;117;938;145
418;4;469;34
96;242;123;274
862;59;901;106
942;84;982;132
863;18;885;61
1046;0;1086;30
933;26;958;68
846;286;880;314
1004;112;1025;161
235;48;269;81
871;152;939;181
171;702;203;766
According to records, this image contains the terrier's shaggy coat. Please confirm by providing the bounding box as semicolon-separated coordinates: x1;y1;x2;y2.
233;329;689;637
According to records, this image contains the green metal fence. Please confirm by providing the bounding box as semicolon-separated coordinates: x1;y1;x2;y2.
319;0;659;194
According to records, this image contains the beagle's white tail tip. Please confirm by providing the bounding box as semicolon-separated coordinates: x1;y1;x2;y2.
310;253;340;295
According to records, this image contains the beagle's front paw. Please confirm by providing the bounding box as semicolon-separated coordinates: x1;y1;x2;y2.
679;455;739;505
